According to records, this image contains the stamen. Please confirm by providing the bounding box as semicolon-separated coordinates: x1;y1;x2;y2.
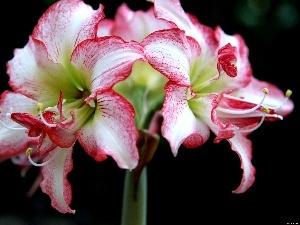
26;148;57;167
218;88;268;115
272;89;292;112
0;108;27;131
38;103;57;128
237;106;269;133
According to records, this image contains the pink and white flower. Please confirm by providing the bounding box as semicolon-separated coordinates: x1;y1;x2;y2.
143;0;294;193
0;0;145;213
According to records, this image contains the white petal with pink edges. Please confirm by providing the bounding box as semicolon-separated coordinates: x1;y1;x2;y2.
71;36;144;103
32;0;105;63
143;28;201;87
162;83;210;155
0;92;38;158
77;90;139;169
228;135;256;193
40;146;75;214
100;3;171;42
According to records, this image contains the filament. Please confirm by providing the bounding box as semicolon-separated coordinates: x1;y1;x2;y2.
26;148;58;167
218;88;268;115
236;107;269;133
272;89;292;112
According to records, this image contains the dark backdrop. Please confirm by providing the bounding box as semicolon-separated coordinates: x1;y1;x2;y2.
0;0;299;225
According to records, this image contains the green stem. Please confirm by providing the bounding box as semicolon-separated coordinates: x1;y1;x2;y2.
121;167;147;225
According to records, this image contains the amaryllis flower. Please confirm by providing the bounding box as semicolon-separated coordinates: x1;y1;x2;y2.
0;0;145;213
143;0;294;193
98;3;171;129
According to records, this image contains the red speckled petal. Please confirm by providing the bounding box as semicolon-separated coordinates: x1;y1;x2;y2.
40;146;75;214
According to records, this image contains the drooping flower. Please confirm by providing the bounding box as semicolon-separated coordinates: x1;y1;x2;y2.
143;0;294;193
0;0;145;213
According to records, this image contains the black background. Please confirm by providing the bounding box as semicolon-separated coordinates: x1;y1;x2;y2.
0;0;299;224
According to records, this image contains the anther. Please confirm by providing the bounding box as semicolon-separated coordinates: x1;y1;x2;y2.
261;106;270;114
37;102;43;111
286;89;292;98
26;148;33;156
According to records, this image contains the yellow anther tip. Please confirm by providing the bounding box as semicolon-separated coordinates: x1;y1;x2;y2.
263;88;269;94
37;103;43;111
285;89;292;98
26;148;33;156
261;106;270;114
0;108;2;113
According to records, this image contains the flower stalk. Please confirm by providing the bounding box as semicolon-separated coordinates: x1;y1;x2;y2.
121;168;147;225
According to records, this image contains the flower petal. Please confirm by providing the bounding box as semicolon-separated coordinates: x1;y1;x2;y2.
100;3;170;42
150;0;218;54
149;0;196;36
217;43;237;77
143;28;201;86
71;36;145;103
32;0;105;63
0;91;38;158
76;90;139;169
161;82;210;155
7;37;79;102
40;146;75;214
227;134;256;193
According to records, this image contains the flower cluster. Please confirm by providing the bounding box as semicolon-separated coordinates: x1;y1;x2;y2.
0;0;294;214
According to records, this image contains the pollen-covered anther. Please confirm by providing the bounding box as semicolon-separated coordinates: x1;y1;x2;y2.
285;89;292;98
26;147;33;156
37;102;57;128
263;88;269;94
261;106;270;114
